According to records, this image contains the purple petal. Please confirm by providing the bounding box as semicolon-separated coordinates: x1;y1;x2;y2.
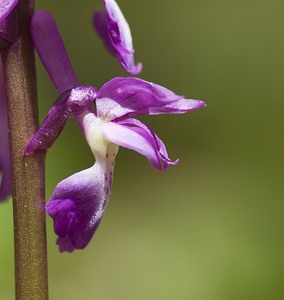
93;0;142;75
0;7;18;48
31;11;79;93
93;11;117;57
96;77;206;120
0;0;19;23
103;118;178;171
25;86;97;155
0;60;11;200
46;160;114;252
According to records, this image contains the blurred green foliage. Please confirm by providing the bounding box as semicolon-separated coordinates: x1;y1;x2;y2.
1;0;284;299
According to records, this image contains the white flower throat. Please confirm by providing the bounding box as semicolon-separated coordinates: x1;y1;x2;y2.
77;111;119;161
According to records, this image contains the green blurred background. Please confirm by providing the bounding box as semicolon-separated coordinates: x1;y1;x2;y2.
1;0;284;299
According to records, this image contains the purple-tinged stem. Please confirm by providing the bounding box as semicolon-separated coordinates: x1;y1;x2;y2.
2;0;48;299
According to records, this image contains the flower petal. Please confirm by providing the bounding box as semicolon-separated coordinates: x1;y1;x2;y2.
25;86;97;155
96;77;206;120
103;118;178;171
0;7;18;48
93;10;116;56
0;58;11;201
31;11;79;93
46;160;114;252
93;0;142;75
0;0;19;23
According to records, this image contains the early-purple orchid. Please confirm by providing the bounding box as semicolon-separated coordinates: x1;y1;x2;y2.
93;0;142;75
0;0;19;201
26;11;205;252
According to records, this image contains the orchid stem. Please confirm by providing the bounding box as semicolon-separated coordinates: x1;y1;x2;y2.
2;0;48;299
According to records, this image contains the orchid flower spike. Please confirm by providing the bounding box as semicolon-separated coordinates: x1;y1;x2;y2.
93;0;142;75
27;11;206;252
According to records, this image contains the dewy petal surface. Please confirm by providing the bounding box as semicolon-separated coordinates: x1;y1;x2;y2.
93;0;142;75
103;118;178;170
46;159;114;252
0;58;11;200
31;11;79;93
0;0;19;23
96;77;206;120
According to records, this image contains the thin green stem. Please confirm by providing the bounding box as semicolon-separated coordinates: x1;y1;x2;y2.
2;0;48;299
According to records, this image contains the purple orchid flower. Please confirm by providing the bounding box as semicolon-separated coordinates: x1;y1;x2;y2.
93;0;142;75
27;11;206;252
